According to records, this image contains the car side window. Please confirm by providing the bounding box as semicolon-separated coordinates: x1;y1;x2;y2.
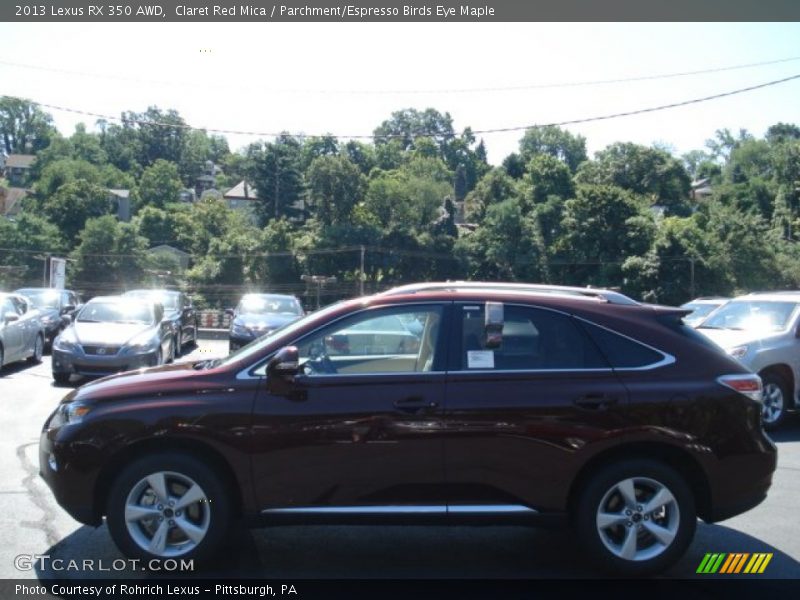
295;305;444;376
459;304;608;371
579;321;665;368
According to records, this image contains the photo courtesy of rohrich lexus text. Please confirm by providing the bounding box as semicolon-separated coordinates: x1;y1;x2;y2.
1;1;800;598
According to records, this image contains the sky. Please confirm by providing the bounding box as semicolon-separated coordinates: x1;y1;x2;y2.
1;22;800;164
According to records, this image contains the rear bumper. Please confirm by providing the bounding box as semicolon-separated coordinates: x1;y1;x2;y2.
703;436;777;523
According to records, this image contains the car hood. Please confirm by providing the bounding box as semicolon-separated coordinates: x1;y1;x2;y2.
235;314;299;330
72;322;154;346
70;361;215;404
698;328;785;349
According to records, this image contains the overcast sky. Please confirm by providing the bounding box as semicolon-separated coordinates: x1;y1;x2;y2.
1;22;799;164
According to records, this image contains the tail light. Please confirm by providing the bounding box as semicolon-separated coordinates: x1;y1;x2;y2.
717;374;763;403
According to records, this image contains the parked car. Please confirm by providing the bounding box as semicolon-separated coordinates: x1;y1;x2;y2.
123;289;198;356
697;291;800;429
227;293;304;352
14;287;82;347
40;283;776;575
0;292;45;370
51;296;175;384
680;297;729;328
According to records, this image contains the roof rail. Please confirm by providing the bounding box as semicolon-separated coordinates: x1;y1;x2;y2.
379;281;640;306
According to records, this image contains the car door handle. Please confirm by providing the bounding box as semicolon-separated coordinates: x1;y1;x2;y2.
574;394;619;410
393;397;438;412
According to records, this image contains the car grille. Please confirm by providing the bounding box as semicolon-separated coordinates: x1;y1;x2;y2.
82;346;121;356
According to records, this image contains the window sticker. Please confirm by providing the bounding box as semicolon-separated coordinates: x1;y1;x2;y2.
467;350;495;369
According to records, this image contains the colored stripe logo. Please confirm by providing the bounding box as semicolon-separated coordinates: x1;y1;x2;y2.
697;553;772;574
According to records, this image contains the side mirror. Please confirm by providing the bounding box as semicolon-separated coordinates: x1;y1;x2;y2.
61;314;73;326
225;308;235;317
266;346;300;396
484;302;504;349
4;314;20;325
61;305;76;315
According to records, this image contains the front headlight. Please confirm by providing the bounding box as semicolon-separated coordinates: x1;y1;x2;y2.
728;345;749;359
62;402;92;425
124;339;159;354
53;331;78;352
231;322;251;336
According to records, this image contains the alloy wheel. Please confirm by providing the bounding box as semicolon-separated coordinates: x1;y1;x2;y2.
595;476;680;562
124;471;211;557
762;382;784;425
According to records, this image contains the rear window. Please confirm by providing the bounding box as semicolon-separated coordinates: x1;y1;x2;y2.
579;321;665;369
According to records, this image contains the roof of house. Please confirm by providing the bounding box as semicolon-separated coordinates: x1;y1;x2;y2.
223;180;258;201
108;189;130;199
1;187;28;216
5;154;36;169
147;244;190;256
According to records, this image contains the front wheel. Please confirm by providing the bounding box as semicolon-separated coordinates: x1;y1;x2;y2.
106;453;231;564
760;372;788;430
28;334;44;364
574;459;696;576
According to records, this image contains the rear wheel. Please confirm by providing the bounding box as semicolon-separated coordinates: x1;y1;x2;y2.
760;372;788;430
574;459;696;576
106;453;231;564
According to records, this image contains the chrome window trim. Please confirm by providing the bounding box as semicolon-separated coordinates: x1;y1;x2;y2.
573;315;676;371
236;300;450;380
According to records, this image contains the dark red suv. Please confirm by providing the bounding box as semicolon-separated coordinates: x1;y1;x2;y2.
39;283;777;575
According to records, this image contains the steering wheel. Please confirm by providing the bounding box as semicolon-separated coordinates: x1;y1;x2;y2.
304;340;338;375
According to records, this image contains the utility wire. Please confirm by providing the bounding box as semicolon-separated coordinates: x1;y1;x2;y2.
1;55;799;94
6;72;799;140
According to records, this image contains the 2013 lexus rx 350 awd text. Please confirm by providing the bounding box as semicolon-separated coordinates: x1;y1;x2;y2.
39;283;777;576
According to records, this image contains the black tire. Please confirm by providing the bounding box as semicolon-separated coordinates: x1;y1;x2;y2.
53;372;71;385
106;453;232;565
28;334;44;364
574;459;696;576
760;371;788;431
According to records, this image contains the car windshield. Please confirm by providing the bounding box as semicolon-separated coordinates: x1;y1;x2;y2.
77;301;154;325
238;295;302;316
125;290;179;310
699;300;799;333
16;289;61;309
681;302;722;323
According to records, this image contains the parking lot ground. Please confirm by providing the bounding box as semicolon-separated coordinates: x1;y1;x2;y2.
1;338;798;579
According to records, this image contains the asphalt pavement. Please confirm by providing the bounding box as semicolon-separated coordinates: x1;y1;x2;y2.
0;338;798;580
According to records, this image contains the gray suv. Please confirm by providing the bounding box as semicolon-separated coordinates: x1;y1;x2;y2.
698;291;800;429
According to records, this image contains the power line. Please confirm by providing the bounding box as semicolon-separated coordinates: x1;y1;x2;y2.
6;72;799;140
2;55;799;95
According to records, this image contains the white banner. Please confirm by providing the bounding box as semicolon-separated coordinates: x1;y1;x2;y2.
49;257;66;289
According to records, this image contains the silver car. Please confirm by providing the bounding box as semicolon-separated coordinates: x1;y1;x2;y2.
51;296;175;384
0;292;45;370
697;291;800;429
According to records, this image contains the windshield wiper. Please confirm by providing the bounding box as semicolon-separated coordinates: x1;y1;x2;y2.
193;358;222;370
78;319;101;323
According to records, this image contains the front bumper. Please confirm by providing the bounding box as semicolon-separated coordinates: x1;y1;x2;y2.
39;425;101;525
52;348;158;378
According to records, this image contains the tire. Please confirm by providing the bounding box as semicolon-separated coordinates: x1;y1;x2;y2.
28;334;44;364
760;372;788;431
53;372;71;385
574;459;696;576
106;453;232;564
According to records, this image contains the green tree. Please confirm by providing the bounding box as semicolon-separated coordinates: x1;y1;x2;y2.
575;143;691;215
137;159;183;209
463;167;519;223
520;154;574;208
0;214;66;287
41;180;114;243
0;96;56;154
70;215;148;294
306;155;365;226
247;136;305;224
518;125;587;173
